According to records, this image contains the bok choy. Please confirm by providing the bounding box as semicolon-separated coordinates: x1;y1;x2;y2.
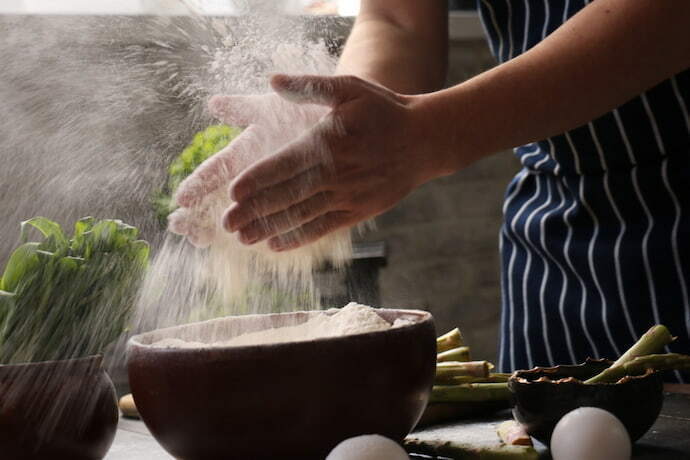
0;217;149;364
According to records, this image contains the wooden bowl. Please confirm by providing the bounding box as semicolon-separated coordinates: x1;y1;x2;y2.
0;355;119;460
509;359;663;444
127;308;436;460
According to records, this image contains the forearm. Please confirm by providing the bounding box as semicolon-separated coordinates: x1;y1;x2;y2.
417;0;690;174
336;3;448;94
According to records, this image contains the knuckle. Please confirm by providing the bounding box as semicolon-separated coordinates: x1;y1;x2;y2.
333;191;355;210
340;75;361;88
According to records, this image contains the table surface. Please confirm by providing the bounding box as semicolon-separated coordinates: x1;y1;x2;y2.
106;391;690;460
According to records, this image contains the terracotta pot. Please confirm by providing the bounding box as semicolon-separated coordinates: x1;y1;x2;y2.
0;355;119;460
509;359;663;444
128;308;436;460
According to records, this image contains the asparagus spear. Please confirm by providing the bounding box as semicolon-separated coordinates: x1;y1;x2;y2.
587;353;690;383
438;346;472;362
404;437;538;459
437;328;464;353
430;383;511;403
586;325;675;384
497;420;532;446
118;394;140;419
435;361;493;383
441;374;512;385
624;353;690;374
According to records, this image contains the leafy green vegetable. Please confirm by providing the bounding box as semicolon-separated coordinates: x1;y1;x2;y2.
0;217;149;364
1;242;41;292
154;124;241;223
21;216;68;249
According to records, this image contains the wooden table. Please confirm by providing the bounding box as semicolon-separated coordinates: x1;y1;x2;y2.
106;391;690;459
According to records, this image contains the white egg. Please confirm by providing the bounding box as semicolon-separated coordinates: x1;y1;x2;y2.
326;434;410;460
551;407;632;460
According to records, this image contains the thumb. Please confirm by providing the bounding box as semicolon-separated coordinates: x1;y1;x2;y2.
269;74;364;107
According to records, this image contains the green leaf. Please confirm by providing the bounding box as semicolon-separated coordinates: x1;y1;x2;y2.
21;217;68;248
0;289;15;308
58;256;83;272
90;220;119;253
36;250;56;262
0;289;15;334
39;234;67;256
115;221;139;240
129;240;151;268
74;216;95;239
1;242;41;292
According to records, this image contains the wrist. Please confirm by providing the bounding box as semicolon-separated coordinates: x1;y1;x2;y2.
407;93;464;181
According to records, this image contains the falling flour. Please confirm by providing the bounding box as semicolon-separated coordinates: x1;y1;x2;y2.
130;11;358;333
152;303;413;348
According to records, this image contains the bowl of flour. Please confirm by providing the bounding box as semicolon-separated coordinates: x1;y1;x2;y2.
127;303;436;460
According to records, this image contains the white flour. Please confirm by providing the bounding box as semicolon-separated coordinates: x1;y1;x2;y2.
152;303;412;348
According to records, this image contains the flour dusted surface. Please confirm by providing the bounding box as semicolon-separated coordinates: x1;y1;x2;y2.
152;303;412;348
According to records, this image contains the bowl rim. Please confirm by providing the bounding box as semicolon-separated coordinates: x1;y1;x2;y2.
128;308;433;353
509;358;658;386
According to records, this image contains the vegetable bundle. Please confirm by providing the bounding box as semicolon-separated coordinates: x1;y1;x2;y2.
431;328;511;403
0;217;149;364
414;328;512;429
153;124;241;223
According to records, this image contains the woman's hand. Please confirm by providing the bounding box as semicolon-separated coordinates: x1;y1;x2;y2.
221;74;448;251
168;86;328;247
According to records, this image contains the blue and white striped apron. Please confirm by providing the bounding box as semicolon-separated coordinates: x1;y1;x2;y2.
477;0;690;382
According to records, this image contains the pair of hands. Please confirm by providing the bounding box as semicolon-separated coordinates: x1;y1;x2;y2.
170;74;446;251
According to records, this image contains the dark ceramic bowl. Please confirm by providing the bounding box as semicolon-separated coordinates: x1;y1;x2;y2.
509;359;663;444
128;308;436;460
0;355;119;460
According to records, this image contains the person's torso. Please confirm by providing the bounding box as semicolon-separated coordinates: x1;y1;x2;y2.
479;0;690;381
477;0;690;176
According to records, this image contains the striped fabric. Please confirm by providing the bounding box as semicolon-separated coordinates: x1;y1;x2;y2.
477;0;690;381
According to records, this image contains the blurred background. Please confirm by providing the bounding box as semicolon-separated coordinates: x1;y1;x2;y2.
0;0;518;362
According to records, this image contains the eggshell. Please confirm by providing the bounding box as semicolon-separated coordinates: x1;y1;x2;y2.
326;434;409;460
551;407;631;460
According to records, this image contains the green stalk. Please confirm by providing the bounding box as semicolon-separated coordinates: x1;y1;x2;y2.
438;346;472;362
624;353;690;374
593;353;690;382
442;373;512;385
435;361;492;383
497;420;532;446
404;437;538;460
437;328;464;353
584;353;690;382
430;383;511;403
585;325;674;384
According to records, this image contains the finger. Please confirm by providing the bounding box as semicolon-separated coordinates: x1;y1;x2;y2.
224;166;331;231
208;94;277;127
175;126;260;208
270;74;365;107
187;226;215;248
231;192;334;245
167;208;192;235
167;208;216;247
229;123;331;203
267;211;354;252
